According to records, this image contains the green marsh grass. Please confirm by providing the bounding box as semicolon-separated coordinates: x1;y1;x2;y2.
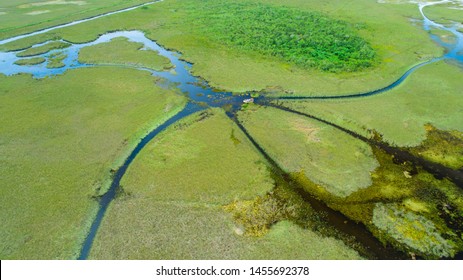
47;52;67;68
16;41;70;57
235;101;463;258
237;105;379;197
279;61;463;147
0;67;186;259
407;125;463;170
89;109;362;259
78;37;172;71
14;56;45;65
429;27;457;45
2;0;462;260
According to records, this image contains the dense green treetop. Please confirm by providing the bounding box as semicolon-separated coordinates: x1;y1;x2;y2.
188;1;377;72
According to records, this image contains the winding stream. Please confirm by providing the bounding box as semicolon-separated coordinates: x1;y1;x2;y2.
421;0;463;62
0;0;462;260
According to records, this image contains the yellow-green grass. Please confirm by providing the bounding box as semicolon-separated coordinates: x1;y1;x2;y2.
47;51;67;68
89;109;361;259
237;106;379;198
279;61;463;147
17;41;70;57
407;125;463;170
424;3;463;25
2;0;443;96
373;203;454;258
0;67;186;259
118;109;273;205
91;201;362;259
296;146;463;258
14;57;46;65
0;0;155;40
78;37;172;71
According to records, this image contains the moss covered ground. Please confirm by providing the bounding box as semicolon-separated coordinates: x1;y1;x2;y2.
0;67;186;259
234;99;463;258
373;203;454;258
291;144;463;259
89;109;362;259
407;125;463;170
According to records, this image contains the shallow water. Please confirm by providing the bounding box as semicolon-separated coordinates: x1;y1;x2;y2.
0;1;461;99
0;30;250;110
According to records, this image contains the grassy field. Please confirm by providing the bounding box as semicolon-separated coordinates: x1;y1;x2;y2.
373;203;454;258
279;61;463;148
14;57;46;65
89;109;362;259
237;106;378;198
0;67;186;259
78;37;172;71
0;0;154;40
1;0;443;96
47;51;67;68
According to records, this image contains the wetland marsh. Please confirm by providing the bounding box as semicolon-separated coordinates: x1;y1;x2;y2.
1;0;463;260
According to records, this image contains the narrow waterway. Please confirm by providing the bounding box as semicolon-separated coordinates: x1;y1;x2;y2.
275;58;441;100
0;0;461;260
227;111;409;260
78;102;203;260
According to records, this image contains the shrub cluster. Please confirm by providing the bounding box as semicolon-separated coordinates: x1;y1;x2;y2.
190;1;376;72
